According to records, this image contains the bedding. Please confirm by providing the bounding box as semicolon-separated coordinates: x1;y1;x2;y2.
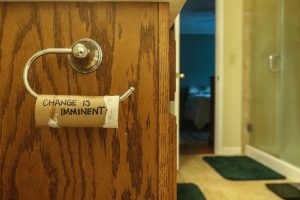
184;85;211;130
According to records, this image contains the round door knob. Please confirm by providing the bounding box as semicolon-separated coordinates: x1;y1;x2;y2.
177;73;185;79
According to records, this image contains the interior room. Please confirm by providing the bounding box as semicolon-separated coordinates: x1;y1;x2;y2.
0;0;300;200
179;0;216;155
177;0;300;200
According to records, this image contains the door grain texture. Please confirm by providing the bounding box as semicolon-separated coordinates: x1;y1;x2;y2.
0;2;173;200
169;29;176;101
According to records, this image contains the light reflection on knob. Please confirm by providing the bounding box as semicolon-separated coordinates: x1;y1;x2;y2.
177;73;185;79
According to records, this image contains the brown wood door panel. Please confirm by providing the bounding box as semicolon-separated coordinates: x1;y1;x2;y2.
169;29;176;101
168;114;177;200
0;2;164;199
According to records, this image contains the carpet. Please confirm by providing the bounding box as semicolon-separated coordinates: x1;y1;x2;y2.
203;156;285;180
180;131;210;145
177;183;206;200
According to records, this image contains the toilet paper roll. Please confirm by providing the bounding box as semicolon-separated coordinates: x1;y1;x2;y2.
35;95;119;128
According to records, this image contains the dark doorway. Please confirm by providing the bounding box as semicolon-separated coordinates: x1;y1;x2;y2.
179;0;216;155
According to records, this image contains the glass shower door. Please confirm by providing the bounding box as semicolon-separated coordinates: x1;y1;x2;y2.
279;0;300;167
249;0;281;156
248;0;300;168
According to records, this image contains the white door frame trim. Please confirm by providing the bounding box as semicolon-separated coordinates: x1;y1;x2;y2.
215;0;224;154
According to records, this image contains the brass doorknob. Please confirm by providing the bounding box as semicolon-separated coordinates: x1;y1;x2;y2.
177;73;185;79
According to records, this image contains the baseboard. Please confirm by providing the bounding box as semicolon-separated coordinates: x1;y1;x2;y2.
217;147;241;155
246;145;300;182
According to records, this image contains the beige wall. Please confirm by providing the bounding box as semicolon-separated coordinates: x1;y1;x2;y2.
222;0;243;149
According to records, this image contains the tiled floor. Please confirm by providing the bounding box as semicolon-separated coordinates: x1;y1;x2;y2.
177;154;290;200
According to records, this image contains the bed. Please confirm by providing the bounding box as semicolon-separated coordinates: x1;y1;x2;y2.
183;85;211;130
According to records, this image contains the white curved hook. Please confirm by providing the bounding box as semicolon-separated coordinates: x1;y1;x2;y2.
23;48;72;98
23;43;134;102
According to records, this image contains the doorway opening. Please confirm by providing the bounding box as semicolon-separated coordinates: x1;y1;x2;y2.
179;0;216;155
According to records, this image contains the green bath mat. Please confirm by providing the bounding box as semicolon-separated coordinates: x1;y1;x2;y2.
266;183;300;200
203;156;285;180
177;183;206;200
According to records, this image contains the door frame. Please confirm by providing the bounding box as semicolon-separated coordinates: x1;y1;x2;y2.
214;0;224;154
175;0;225;166
174;15;180;170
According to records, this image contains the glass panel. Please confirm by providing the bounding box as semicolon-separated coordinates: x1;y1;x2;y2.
279;0;300;167
249;0;280;156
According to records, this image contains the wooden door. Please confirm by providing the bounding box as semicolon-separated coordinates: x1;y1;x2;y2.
0;2;174;199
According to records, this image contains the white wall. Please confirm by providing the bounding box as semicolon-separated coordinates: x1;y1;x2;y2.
215;0;243;154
